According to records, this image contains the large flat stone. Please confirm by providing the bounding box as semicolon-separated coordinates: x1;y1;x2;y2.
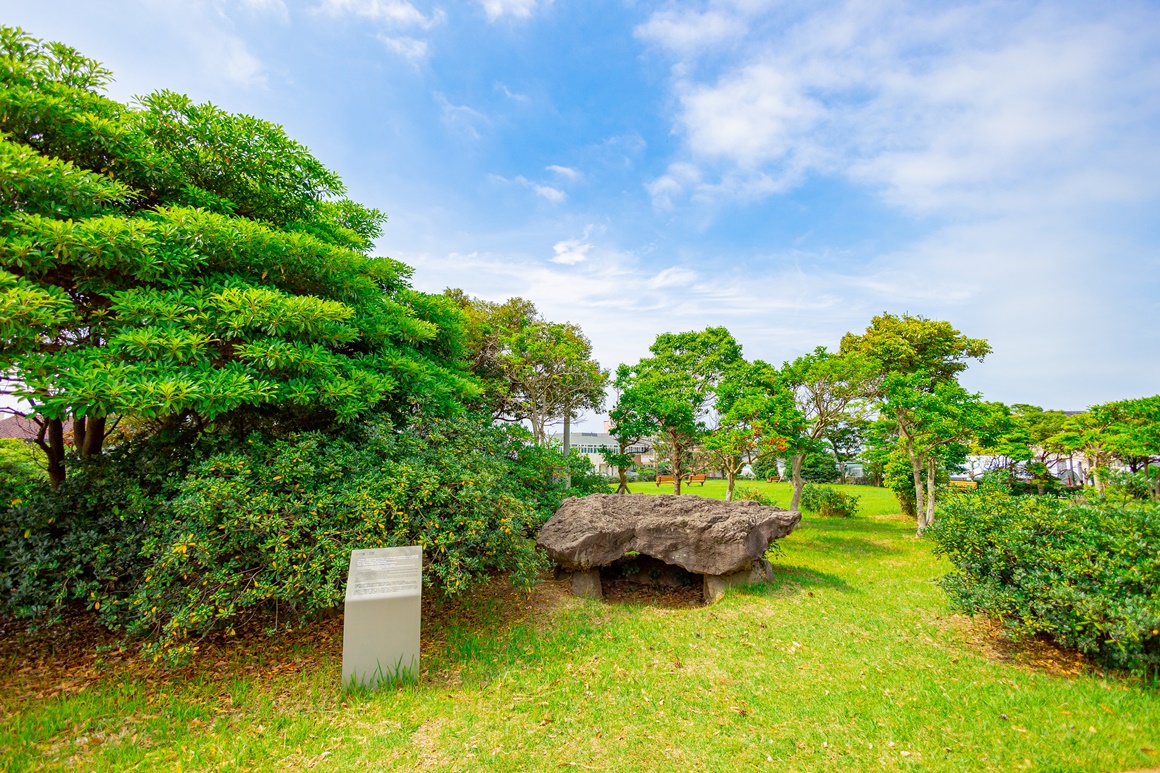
536;493;800;577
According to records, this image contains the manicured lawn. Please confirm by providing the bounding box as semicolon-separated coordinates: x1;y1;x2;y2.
2;486;1158;772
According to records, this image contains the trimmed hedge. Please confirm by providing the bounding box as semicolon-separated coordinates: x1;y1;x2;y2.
928;488;1160;674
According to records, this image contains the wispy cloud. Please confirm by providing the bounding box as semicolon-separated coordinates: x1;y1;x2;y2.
377;34;428;62
479;0;546;21
436;93;486;139
495;82;528;101
546;164;579;180
318;0;442;28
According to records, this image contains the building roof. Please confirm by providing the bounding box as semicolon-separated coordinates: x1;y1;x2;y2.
0;415;74;442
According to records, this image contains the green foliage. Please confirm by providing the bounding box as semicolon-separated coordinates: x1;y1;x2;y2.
0;27;474;486
733;486;775;507
799;453;840;483
751;455;780;480
446;292;605;443
929;489;1160;674
0;438;45;503
799;483;860;518
0;416;588;658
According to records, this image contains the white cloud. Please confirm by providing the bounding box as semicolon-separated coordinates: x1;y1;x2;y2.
236;0;289;18
647;267;698;288
436;93;486;139
318;0;441;28
495;82;528;101
641;2;1160;216
479;0;545;21
546;164;579;180
551;238;592;265
377;34;428;62
532;183;566;203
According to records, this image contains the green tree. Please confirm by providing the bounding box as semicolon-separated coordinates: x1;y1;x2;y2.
841;314;991;533
780;347;869;510
703;359;797;501
630;327;743;495
601;365;657;494
0;28;474;486
446;293;606;446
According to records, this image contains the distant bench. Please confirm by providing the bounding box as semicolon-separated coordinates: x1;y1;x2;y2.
948;479;978;489
654;474;707;487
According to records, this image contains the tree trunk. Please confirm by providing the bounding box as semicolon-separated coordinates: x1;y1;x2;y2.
903;435;925;530
562;404;571;489
616;440;629;494
789;453;805;511
669;429;682;496
35;418;67;489
81;416;106;456
830;440;846;484
920;456;937;533
726;472;736;502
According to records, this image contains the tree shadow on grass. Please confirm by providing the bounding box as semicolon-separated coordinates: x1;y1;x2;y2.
800;534;901;557
748;564;855;598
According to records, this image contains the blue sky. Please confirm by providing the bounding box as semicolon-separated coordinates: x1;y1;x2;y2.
5;0;1159;428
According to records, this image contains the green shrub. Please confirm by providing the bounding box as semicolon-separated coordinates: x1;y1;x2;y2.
636;468;656;482
1;415;587;659
0;438;46;505
799;483;859;517
800;453;840;483
928;489;1160;675
734;487;774;507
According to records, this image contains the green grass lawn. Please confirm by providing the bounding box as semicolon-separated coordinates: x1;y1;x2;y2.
2;485;1158;772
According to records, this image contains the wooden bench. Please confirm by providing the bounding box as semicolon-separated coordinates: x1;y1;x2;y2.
948;479;977;489
766;476;781;483
655;475;674;487
686;474;707;486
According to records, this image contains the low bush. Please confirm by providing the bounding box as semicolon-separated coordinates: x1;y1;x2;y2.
799;483;860;517
635;469;656;482
734;487;774;507
800;453;840;483
928;487;1160;675
1;415;596;660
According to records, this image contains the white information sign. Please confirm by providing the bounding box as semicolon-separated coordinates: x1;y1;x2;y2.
342;546;422;688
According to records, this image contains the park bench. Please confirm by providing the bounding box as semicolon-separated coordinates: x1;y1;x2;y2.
948;479;977;489
766;476;781;483
655;475;674;486
686;474;707;486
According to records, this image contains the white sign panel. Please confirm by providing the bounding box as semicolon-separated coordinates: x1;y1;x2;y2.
342;546;422;688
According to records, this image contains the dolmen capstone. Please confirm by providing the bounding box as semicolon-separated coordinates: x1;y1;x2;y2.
536;493;800;604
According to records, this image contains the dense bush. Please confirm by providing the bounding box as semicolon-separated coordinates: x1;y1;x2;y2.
928;488;1160;675
799;483;860;517
800;453;840;483
635;468;657;482
734;487;774;506
1;415;600;659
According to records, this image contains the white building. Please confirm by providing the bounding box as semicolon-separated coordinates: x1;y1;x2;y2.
548;431;653;476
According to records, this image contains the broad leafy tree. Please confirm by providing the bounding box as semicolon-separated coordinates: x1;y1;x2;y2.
630;327;743;494
0;28;474;486
841;313;991;533
779;347;869;510
446;292;605;445
703;359;797;501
